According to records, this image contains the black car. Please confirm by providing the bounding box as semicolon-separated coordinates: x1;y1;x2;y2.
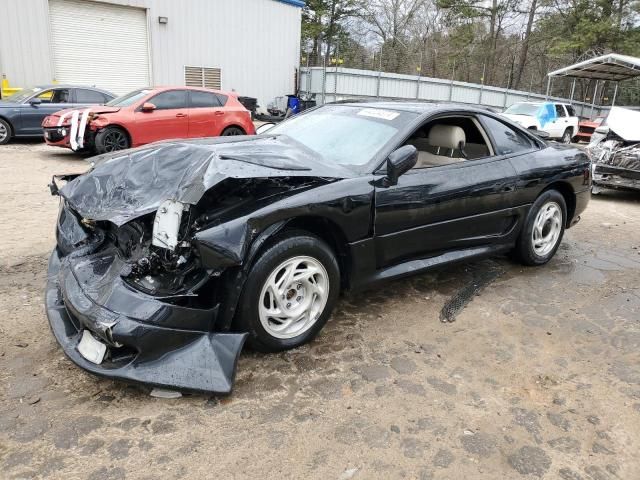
0;85;115;144
46;102;591;394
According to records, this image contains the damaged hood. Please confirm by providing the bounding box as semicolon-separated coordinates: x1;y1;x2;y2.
43;106;121;127
602;107;640;142
59;136;355;226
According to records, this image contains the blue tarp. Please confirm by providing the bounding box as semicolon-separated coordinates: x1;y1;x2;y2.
537;102;556;128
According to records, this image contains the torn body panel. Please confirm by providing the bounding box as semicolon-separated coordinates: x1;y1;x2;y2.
48;136;367;393
46;248;246;394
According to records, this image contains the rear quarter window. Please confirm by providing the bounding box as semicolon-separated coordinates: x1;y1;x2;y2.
215;94;228;106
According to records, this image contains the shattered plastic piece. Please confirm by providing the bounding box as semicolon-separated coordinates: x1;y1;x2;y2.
152;199;187;250
150;388;183;399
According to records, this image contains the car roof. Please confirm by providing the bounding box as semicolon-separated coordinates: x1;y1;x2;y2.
326;100;500;115
150;86;234;95
33;84;114;95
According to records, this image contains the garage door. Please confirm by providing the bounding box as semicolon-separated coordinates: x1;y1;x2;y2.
49;0;150;95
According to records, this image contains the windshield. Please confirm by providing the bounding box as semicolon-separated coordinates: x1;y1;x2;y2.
267;105;416;167
504;103;541;116
3;87;44;103
106;89;151;107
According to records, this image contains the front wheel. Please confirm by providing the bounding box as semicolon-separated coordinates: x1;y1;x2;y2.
95;126;130;153
235;231;340;352
0;118;12;145
561;128;572;144
515;190;566;266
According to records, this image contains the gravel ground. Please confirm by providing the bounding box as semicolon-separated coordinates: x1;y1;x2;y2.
1;140;640;480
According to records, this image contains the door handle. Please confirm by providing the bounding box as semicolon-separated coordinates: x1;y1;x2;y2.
214;111;224;116
175;113;187;118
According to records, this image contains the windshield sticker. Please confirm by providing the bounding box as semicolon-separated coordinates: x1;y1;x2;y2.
357;108;399;121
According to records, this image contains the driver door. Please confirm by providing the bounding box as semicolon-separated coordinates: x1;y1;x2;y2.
21;88;72;135
374;114;524;268
133;90;190;144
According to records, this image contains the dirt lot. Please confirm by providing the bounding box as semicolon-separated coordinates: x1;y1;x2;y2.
1;141;640;480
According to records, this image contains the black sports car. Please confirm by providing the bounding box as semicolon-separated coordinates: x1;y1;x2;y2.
46;102;591;394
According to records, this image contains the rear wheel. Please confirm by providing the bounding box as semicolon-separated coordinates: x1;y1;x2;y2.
221;126;245;136
515;190;566;266
95;126;130;153
0;118;12;145
561;128;572;144
235;231;340;352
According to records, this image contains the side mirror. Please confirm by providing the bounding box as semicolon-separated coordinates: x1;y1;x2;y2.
531;130;550;139
29;98;42;106
256;122;276;134
385;145;417;186
141;102;156;112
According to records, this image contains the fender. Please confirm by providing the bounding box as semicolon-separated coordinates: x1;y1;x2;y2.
214;221;287;330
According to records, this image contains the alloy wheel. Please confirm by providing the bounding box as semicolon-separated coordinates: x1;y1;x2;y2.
0;122;8;143
103;131;128;151
222;127;244;136
258;256;329;339
532;201;562;257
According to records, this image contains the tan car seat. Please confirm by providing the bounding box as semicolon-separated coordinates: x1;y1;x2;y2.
408;125;467;168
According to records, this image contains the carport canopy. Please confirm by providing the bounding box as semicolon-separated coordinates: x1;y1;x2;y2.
545;53;640;111
547;53;640;81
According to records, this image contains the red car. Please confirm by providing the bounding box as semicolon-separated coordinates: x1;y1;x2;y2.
42;86;255;153
574;116;605;143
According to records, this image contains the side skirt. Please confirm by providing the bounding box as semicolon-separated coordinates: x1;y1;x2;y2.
348;242;513;291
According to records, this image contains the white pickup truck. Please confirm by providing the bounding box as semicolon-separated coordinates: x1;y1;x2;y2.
502;102;579;144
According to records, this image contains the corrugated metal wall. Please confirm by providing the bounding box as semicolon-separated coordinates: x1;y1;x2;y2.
0;0;53;87
302;67;610;119
0;0;301;106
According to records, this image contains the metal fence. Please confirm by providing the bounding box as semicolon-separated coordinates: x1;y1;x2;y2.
299;67;609;119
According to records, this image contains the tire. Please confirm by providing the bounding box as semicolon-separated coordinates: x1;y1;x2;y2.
515;190;567;266
95;126;130;153
235;231;340;352
0;118;12;145
561;128;572;144
221;126;245;136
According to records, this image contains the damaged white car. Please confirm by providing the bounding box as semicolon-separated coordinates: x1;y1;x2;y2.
588;107;640;194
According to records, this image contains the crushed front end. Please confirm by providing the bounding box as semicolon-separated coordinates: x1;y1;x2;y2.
46;183;246;394
44;139;349;394
589;135;640;193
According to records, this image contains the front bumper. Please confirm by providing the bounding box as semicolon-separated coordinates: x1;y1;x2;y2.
45;248;247;394
593;164;640;192
43;126;71;147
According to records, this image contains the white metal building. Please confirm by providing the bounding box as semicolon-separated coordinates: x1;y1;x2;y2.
0;0;303;106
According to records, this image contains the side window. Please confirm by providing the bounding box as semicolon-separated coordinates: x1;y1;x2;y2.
36;90;54;102
566;105;576;117
555;104;567;117
404;116;493;169
215;93;228;106
50;89;71;103
189;90;221;108
75;89;107;104
481;115;534;155
149;90;188;110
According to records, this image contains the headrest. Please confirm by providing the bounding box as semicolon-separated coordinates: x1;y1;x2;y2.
428;124;466;150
